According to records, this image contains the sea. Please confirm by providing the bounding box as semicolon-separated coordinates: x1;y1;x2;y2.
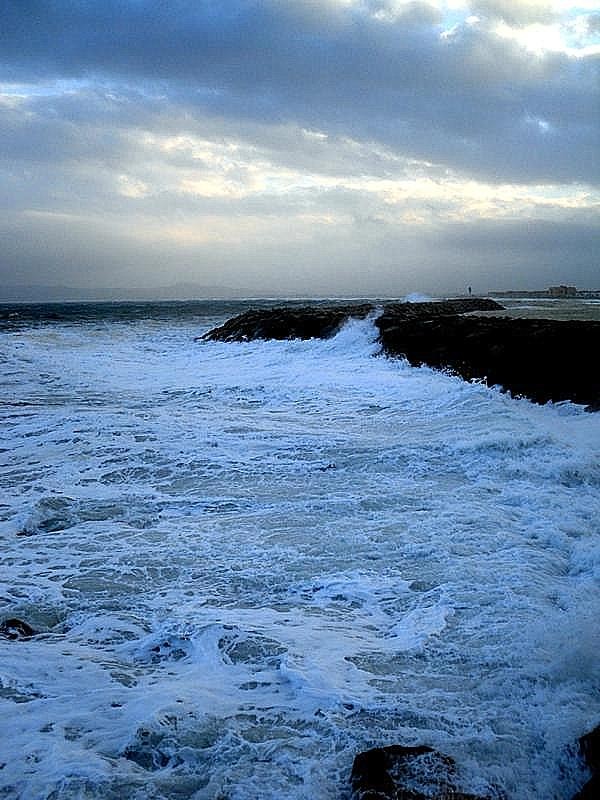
1;297;599;800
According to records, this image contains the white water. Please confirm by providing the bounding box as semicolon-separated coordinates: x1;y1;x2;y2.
0;310;598;799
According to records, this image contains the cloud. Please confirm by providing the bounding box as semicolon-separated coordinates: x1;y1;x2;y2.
2;2;598;183
435;217;600;289
0;1;598;295
470;1;555;25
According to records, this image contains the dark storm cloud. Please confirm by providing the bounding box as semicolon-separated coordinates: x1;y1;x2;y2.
2;0;598;184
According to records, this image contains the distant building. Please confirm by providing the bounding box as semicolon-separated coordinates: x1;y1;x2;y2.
548;285;577;297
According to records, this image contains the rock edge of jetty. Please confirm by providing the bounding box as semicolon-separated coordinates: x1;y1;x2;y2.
200;298;600;410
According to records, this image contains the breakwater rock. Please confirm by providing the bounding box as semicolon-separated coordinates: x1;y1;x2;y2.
201;299;600;409
377;314;600;408
200;299;501;343
201;303;374;342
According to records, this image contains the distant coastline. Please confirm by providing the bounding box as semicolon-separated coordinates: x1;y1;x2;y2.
3;282;600;304
489;285;600;300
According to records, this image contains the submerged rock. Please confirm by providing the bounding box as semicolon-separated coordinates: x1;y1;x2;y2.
123;727;175;771
0;618;37;640
350;744;492;800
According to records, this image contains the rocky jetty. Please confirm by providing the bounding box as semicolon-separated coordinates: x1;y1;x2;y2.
199;298;501;342
201;299;600;409
200;303;374;342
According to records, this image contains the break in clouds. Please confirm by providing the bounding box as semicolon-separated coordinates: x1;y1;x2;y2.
1;0;599;297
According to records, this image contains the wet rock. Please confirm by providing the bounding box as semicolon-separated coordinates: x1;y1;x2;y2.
377;315;600;408
200;303;375;342
351;746;396;799
0;618;37;640
375;298;502;326
572;774;600;800
149;639;189;662
350;744;492;800
199;299;502;343
123;728;173;771
579;726;600;772
572;725;600;800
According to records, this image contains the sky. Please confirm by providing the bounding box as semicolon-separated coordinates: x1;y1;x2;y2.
1;0;599;298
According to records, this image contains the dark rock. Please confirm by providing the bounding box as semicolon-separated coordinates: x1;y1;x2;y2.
376;299;502;327
123;741;171;771
579;726;600;772
200;303;376;342
572;774;600;800
351;746;398;799
350;744;492;800
572;725;600;800
0;618;37;640
123;726;183;771
199;299;502;343
377;315;600;407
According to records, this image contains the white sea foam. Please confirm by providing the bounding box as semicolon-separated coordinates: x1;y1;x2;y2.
403;292;435;303
0;309;599;799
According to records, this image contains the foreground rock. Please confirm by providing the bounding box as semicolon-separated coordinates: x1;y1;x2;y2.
201;299;600;409
377;314;600;408
350;745;493;800
350;725;600;800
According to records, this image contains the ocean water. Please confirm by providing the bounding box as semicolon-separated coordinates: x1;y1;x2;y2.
484;295;600;322
0;301;598;800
